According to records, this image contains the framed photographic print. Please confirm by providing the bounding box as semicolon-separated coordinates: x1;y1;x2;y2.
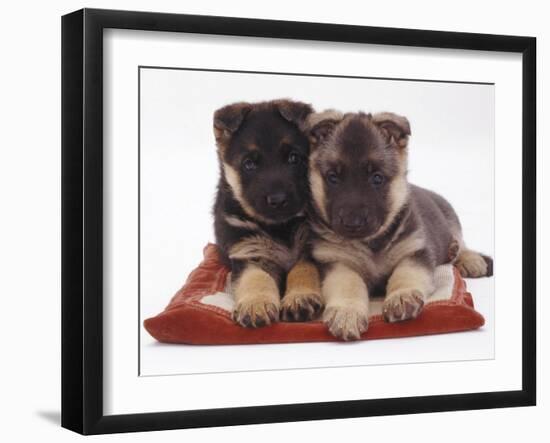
61;8;536;435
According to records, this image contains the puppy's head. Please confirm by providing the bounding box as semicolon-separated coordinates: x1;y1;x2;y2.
214;99;313;223
307;111;411;239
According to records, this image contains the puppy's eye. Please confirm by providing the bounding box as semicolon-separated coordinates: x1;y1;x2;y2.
287;151;300;165
242;158;257;171
370;172;385;186
326;171;340;185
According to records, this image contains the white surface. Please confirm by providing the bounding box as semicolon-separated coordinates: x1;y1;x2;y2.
139;66;496;377
104;27;518;415
0;1;546;442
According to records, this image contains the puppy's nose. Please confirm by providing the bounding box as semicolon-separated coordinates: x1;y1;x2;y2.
266;192;288;208
342;214;366;230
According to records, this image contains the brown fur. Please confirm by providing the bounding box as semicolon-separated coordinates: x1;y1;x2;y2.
228;224;309;271
231;265;280;327
455;249;491;278
281;260;323;321
322;263;370;340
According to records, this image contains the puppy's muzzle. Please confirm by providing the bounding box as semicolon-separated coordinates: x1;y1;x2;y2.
266;192;288;209
342;214;366;232
336;207;369;236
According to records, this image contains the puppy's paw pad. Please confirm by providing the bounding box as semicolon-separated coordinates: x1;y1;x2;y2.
232;299;279;328
281;292;324;322
383;289;424;323
323;306;369;341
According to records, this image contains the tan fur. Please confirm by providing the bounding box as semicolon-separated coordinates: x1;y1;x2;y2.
229;236;292;269
309;167;329;223
228;224;308;271
213;126;230;148
383;258;434;322
281;260;323;321
382;289;424;323
386;258;434;296
382;207;411;247
311;230;425;284
223;163;261;221
372;112;411;149
224;215;260;231
313;145;346;165
312;237;379;280
448;238;461;263
280;291;324;321
455;249;488;278
322;263;370;340
232;265;280;327
305;109;344;130
284;260;322;297
366;169;409;241
213;101;251;153
382;233;426;270
245;143;259;151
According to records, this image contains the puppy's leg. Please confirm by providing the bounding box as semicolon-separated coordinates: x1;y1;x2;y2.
447;238;461;263
322;263;369;341
232;263;280;328
455;248;493;278
383;258;434;323
281;259;323;322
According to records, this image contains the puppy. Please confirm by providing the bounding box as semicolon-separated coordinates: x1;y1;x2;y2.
213;99;323;328
306;110;493;340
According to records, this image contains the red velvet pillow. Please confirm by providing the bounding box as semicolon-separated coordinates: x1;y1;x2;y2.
144;244;484;344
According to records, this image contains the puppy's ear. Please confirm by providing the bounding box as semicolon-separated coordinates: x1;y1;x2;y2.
213;102;252;148
274;100;313;128
306;110;344;149
372;112;411;149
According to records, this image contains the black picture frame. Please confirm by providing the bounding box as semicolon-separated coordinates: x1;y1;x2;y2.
62;8;536;435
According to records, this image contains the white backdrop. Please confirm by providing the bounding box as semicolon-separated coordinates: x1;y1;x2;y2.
139;67;495;376
0;1;546;442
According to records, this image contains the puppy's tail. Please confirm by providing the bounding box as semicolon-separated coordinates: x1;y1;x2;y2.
455;248;493;278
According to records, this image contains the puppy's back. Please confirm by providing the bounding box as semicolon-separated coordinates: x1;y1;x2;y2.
410;184;461;266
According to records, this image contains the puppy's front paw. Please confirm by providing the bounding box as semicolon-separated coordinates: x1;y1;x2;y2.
281;292;324;322
382;289;424;323
323;306;369;341
232;296;280;328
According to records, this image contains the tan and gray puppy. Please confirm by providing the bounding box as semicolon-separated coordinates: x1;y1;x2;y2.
306;110;493;340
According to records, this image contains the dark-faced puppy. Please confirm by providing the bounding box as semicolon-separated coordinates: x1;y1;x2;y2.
213;99;323;328
306;110;493;340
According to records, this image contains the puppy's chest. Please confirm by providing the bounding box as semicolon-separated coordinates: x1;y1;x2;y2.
311;238;391;282
228;222;308;271
312;234;428;288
